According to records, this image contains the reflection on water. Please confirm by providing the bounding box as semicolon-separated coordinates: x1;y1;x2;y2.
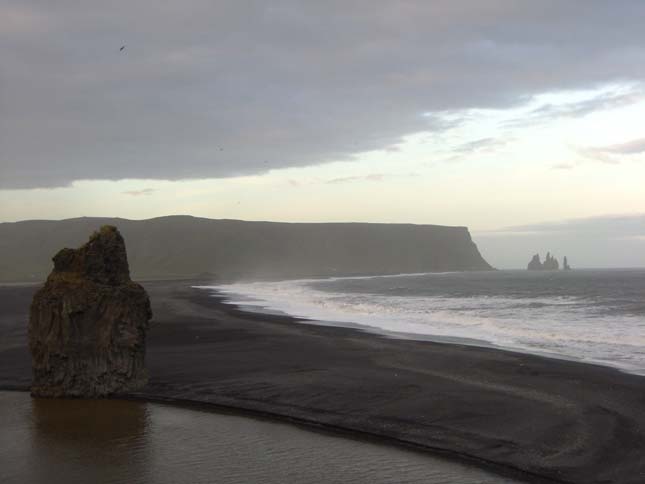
4;394;151;484
0;391;521;484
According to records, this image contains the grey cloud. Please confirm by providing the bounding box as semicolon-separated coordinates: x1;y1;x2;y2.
453;137;507;154
579;137;645;163
442;137;510;163
3;1;645;188
325;172;419;184
506;89;642;128
464;138;498;151
326;174;386;184
595;137;645;155
577;147;619;164
486;213;645;237
533;91;640;117
122;188;156;196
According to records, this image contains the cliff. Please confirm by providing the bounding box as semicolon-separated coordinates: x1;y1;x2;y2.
1;216;493;282
29;226;151;397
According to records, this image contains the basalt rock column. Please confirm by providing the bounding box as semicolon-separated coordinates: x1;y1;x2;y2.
29;226;152;397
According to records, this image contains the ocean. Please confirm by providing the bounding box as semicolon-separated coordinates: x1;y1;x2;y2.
202;269;645;375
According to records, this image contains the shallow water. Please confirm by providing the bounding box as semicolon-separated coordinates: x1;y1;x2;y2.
0;391;520;484
206;269;645;374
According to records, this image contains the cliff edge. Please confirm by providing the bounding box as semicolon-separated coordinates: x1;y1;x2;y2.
1;216;493;282
29;226;151;397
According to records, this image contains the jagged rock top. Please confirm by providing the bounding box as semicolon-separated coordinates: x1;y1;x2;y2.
50;225;131;285
527;252;564;271
527;254;542;271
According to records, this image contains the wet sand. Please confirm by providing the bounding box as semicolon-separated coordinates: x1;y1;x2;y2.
0;391;521;484
1;281;645;483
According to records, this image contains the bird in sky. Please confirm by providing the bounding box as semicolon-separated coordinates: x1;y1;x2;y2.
120;45;126;52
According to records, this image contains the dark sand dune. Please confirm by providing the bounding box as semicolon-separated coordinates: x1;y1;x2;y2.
1;282;644;483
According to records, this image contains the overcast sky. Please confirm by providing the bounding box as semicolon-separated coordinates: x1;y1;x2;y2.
1;1;645;267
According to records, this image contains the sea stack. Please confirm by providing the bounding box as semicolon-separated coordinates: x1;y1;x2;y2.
563;256;572;270
527;252;560;270
527;254;543;270
29;226;151;397
543;252;559;270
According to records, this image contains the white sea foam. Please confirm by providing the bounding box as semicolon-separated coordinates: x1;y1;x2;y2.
196;272;645;375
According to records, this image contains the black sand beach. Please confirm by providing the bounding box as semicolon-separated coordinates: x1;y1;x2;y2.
1;281;644;484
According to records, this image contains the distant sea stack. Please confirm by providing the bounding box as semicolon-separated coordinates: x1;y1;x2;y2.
563;256;572;271
0;216;493;282
29;226;151;398
543;252;559;270
527;254;543;271
527;252;571;271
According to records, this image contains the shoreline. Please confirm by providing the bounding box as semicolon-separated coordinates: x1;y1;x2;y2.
207;289;617;371
202;281;645;378
2;280;645;484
